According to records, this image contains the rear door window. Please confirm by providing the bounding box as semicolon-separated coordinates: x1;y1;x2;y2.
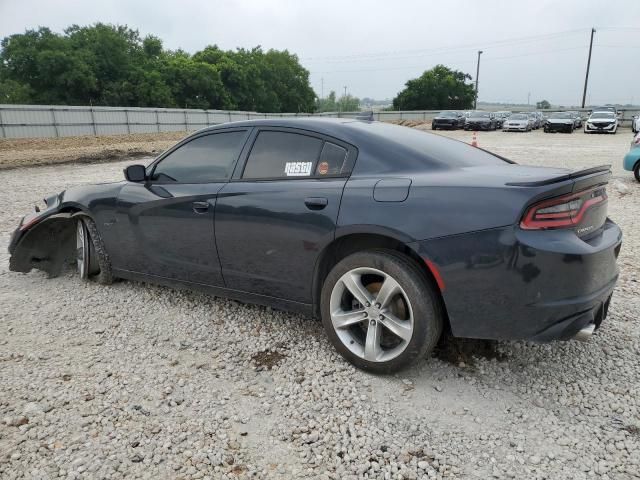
242;131;323;179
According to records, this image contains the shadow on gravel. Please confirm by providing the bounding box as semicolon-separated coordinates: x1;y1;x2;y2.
434;334;508;367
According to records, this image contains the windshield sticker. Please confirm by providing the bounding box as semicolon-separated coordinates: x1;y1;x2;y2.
284;162;312;176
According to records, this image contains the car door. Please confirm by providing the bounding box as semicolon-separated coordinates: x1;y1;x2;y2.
112;128;251;286
214;128;356;304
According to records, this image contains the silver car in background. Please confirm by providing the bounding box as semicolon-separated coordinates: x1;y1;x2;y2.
502;113;531;132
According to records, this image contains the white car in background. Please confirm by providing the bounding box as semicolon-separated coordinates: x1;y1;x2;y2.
633;115;639;133
584;111;618;134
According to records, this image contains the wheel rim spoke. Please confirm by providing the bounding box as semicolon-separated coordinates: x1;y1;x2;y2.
331;309;366;329
379;311;413;342
364;321;382;361
341;272;373;307
375;276;400;309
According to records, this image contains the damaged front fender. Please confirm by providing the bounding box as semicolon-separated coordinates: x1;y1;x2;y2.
9;213;77;277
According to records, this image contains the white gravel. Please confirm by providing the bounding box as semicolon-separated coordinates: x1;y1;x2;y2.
1;129;639;479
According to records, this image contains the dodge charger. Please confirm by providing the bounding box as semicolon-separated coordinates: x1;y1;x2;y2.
9;119;622;373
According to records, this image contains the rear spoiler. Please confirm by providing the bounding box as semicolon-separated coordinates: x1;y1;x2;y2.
505;165;611;187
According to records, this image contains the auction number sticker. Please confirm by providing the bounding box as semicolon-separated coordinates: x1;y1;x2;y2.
284;162;312;176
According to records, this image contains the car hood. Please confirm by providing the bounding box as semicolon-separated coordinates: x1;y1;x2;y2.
467;117;491;122
547;119;573;123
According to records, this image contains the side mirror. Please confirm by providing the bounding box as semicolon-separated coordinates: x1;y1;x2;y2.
124;164;147;182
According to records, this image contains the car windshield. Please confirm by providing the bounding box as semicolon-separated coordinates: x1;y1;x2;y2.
550;113;572;119
471;111;490;118
591;112;615;119
439;111;457;118
510;114;527;120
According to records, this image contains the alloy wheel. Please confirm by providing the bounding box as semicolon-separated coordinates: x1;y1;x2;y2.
329;267;414;362
76;220;88;279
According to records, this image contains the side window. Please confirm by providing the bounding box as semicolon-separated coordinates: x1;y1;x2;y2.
242;131;323;179
151;131;246;183
315;142;347;176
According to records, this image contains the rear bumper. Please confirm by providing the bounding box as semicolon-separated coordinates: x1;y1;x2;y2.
409;219;622;342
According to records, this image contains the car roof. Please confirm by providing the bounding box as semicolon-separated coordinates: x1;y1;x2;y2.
196;117;507;174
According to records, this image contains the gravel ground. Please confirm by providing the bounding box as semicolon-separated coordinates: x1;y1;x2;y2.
1;129;639;479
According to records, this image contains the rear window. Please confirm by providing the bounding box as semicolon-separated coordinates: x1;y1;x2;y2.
243;131;323;179
350;122;512;172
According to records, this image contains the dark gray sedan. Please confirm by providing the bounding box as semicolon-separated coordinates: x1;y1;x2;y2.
9;119;622;373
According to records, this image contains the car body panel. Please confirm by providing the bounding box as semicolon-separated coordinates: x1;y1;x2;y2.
623;134;640;172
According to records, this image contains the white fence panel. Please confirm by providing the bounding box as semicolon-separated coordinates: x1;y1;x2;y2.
2;104;638;139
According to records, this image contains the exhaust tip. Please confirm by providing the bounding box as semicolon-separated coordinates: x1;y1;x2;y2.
574;323;596;342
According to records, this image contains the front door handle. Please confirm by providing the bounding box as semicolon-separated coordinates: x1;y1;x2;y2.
304;197;328;210
192;201;209;213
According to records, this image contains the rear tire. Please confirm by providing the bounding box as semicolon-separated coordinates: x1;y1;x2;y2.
320;249;443;373
634;162;640;183
76;217;113;285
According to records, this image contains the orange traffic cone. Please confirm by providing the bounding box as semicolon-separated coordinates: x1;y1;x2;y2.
471;131;478;147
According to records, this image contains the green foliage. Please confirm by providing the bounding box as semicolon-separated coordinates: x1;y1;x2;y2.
392;65;475;110
536;100;551;109
316;91;360;112
0;24;316;112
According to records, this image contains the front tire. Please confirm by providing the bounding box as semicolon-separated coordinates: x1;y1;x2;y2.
75;217;113;284
320;250;442;373
634;162;640;182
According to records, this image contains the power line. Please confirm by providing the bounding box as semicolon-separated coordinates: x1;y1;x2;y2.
301;28;589;63
309;45;588;75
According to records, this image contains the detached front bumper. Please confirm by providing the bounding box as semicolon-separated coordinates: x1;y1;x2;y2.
409;219;622;342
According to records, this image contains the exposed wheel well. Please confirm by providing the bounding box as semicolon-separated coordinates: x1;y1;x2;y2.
312;233;450;328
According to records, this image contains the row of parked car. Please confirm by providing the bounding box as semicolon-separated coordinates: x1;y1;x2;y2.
431;107;628;134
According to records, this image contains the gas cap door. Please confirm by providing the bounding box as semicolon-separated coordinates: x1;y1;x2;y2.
373;178;412;202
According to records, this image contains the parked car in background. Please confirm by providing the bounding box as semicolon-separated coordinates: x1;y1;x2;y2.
585;111;618;134
8;118;622;372
623;132;640;182
544;112;575;133
568;111;583;129
502;113;531;132
521;112;540;129
432;111;466;130
464;111;498;131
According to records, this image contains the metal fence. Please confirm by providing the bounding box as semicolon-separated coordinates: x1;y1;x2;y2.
0;104;637;139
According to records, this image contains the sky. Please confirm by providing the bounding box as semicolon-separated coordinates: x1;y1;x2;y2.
1;0;639;106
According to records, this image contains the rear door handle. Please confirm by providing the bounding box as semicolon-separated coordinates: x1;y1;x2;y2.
192;201;209;213
304;197;328;210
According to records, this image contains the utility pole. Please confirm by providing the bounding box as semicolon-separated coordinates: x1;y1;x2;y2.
474;50;483;109
321;77;324;100
527;92;530;107
343;86;347;98
581;28;596;109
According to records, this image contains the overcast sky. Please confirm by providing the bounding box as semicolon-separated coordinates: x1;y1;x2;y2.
1;0;639;106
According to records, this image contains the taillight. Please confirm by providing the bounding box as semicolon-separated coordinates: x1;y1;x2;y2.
520;186;607;230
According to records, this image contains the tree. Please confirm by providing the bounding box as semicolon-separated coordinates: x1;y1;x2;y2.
392;65;475;110
536;100;551;110
0;24;317;112
316;91;360;112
